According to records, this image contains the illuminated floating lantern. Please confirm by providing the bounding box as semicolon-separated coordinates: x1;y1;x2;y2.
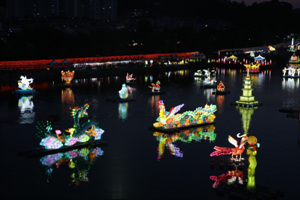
210;133;248;162
201;76;217;88
36;103;105;151
288;53;300;64
146;80;165;95
14;75;37;95
234;70;262;107
244;63;260;74
212;81;230;95
119;83;129;99
125;73;136;83
282;65;300;78
194;68;216;78
246;136;259;190
61;70;75;85
107;83;136;102
150;100;217;133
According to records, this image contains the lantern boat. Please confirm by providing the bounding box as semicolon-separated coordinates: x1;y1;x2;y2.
19;139;105;158
213;81;230;95
150;100;217;133
35;103;105;151
288;54;300;64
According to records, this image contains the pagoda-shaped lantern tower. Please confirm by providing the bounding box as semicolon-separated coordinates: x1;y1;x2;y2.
236;69;260;107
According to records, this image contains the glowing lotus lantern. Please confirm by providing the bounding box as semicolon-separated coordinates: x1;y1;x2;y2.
61;70;75;84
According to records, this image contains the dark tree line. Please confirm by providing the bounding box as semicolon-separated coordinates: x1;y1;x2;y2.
0;0;299;61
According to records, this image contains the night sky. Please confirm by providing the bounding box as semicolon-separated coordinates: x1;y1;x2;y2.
234;0;300;8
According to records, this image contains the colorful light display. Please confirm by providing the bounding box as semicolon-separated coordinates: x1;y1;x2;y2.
152;100;217;131
125;73;136;83
40;147;103;184
282;65;300;78
289;54;300;64
210;133;248;161
213;81;230;95
246;136;259;190
18;75;33;90
61;70;75;84
154;125;216;161
217;81;225;92
36;103;104;149
202;74;217;88
15;75;37;95
149;80;161;92
244;63;260;73
119;84;129;99
235;70;260;107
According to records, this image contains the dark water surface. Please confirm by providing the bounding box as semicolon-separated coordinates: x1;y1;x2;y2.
0;66;299;200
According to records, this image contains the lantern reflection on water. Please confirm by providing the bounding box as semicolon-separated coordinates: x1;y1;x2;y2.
40;147;103;185
118;102;128;122
18;96;35;124
153;125;216;161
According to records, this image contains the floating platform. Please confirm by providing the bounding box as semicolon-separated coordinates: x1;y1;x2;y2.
13;89;37;96
283;75;300;78
212;91;230;95
193;74;207;78
201;84;217;89
231;102;263;107
149;122;215;134
18;139;107;158
278;108;299;113
106;97;136;102
288;60;300;64
146;91;165;95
